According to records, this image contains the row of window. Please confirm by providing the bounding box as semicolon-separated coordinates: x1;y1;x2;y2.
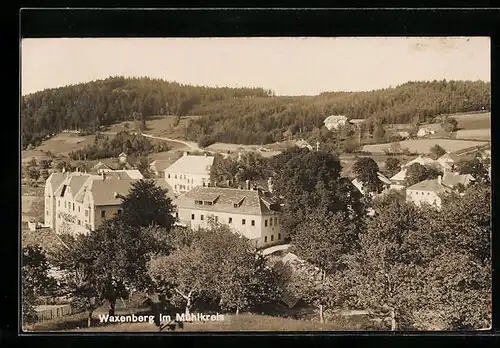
264;233;281;243
188;214;279;227
167;173;194;183
409;191;432;196
100;209;122;218
175;184;191;191
57;199;90;217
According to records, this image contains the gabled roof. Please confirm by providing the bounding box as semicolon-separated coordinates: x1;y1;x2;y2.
152;178;177;200
150;159;175;172
441;172;475;188
165;154;214;175
390;168;407;182
46;173;66;191
437;152;461;164
406;179;450;194
89;177;136;206
402;155;437;168
92;161;112;170
175;186;278;216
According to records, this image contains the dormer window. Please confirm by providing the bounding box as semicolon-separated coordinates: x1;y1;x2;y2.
233;197;245;208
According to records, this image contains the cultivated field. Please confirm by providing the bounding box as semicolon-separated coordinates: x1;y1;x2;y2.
362;139;488;155
451;112;491;130
452;129;491;141
22;133;97;161
21;185;44;223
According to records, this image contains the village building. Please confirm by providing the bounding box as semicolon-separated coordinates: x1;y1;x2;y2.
390;155;439;189
416;126;437;138
295;139;313;151
397;131;410;139
44;170;145;235
405;175;452;209
164;152;215;196
351;172;392;196
149;159;175;178
440;171;475;190
436;152;461;172
324;115;349;131
174;182;284;249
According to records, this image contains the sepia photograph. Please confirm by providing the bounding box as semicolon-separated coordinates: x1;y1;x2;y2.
20;37;491;332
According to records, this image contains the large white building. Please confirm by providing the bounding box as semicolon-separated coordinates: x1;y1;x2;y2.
405;176;451;210
324;115;349;131
174;183;284;249
44;170;154;235
165;152;214;196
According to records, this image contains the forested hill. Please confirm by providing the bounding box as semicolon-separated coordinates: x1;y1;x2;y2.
21;77;490;149
21;76;273;148
185;80;490;145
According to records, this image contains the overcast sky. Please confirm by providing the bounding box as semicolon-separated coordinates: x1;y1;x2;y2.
21;37;490;96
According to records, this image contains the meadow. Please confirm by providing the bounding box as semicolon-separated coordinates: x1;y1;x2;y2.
361;139;488;155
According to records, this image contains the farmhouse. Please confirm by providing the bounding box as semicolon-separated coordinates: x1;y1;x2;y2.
295;139;313;151
174;182;284;249
45;171;144;235
436;152;461;172
149;159;175;178
406;176;452;210
164;152;214;196
324;115;349;131
397;131;410;139
441;171;475;190
416;126;437;138
390;155;439;189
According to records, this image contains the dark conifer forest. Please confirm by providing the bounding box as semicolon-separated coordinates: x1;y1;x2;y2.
21;76;490;149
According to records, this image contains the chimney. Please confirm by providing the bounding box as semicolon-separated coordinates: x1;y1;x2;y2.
437;175;442;185
245;180;251;190
102;173;106;181
183;151;188;157
226;179;231;187
204;153;207;157
113;192;118;198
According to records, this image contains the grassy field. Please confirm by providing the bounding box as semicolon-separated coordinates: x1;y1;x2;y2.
451;112;490;130
34;133;96;157
21;184;44;223
107;115;201;139
362;139;488;155
25;312;381;332
452;129;491;141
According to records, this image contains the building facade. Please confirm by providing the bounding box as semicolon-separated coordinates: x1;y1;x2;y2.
174;184;284;248
44;171;143;236
405;176;451;209
164;152;214;196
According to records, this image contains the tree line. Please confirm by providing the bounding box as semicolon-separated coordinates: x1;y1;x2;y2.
22;77;489;150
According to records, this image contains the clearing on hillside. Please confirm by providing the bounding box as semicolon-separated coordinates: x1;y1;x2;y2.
23;133;97;158
451;112;491;130
106;115;201;139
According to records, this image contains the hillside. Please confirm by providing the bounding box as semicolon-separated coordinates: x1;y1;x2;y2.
21;77;490;148
21;76;273;149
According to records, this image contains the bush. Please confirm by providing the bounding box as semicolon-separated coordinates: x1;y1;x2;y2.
197;135;216;148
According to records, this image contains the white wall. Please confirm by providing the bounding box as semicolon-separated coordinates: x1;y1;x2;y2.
406;189;441;209
165;172;210;195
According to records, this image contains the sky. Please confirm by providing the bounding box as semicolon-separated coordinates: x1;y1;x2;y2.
21;37;490;96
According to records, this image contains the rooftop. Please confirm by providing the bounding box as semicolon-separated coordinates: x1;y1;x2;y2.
175;186;279;216
406;179;450;194
441;172;475;188
165;154;214;175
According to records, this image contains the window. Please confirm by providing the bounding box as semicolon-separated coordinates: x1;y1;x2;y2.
191;214;195;220
201;215;204;221
278;233;281;240
101;210;106;218
427;192;430;195
215;216;218;222
228;217;232;224
78;206;80;213
174;174;177;179
117;209;122;215
264;236;267;243
242;219;246;225
72;203;75;211
271;235;274;242
274;217;278;225
265;219;268;227
64;201;66;208
270;218;273;226
85;209;89;217
168;174;171;179
251;220;255;226
175;212;179;219
78;220;81;226
58;200;60;207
